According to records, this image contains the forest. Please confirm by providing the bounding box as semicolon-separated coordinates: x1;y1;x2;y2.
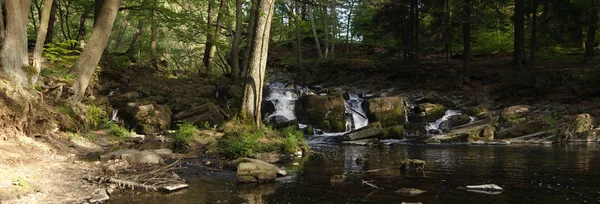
0;0;599;203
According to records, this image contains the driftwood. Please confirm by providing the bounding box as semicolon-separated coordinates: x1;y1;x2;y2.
108;178;157;191
361;180;380;189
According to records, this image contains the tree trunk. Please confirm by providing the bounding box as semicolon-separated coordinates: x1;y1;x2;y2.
2;0;31;86
323;2;329;58
45;0;57;44
345;0;354;52
331;0;336;59
94;0;104;27
151;0;158;65
70;0;122;102
528;0;537;69
111;17;127;51
32;0;54;85
241;0;275;126
0;1;5;45
414;0;419;63
463;0;470;73
30;5;38;35
126;21;143;61
202;0;215;75
20;0;32;67
231;0;242;81
203;0;226;75
585;0;598;63
293;0;303;67
444;0;450;64
513;0;525;69
308;3;322;58
242;0;258;79
76;8;90;49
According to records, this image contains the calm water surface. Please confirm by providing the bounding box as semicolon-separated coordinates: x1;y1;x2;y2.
110;143;600;203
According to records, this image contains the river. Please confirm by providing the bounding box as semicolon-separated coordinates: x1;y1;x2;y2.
109;143;600;203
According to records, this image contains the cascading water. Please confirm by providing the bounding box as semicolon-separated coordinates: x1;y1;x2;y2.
425;109;461;134
344;93;368;131
264;83;299;123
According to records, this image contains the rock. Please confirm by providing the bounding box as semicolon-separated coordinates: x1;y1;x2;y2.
236;158;281;183
266;116;298;129
127;133;145;143
501;105;531;122
395;188;426;196
129;150;163;165
150;148;173;157
262;100;276;116
433;121;495;143
295;94;346;132
557;113;596;141
417;103;446;122
174;103;224;128
465;105;490;118
463;184;504;195
330;175;346;185
255;152;282;164
160;184;188;192
115;91;141;101
276;169;288;177
100;149;140;161
366;97;406;127
343;123;383;141
122;102;171;134
400;159;426;173
382;125;405;139
442;114;472;130
293;162;300;166
89;189;109;203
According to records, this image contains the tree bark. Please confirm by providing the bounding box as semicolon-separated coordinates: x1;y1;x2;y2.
308;3;322;58
76;7;90;49
345;0;354;52
231;0;242;81
528;0;537;69
111;16;127;51
323;2;329;58
70;0;122;102
94;0;105;27
126;21;143;61
45;0;57;44
203;0;226;75
585;0;598;63
241;0;275;126
242;0;258;79
32;0;54;85
293;0;303;66
331;0;336;59
463;0;470;73
151;0;158;64
0;0;5;45
513;0;525;69
2;0;32;86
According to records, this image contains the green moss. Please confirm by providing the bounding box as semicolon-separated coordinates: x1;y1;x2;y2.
307;125;314;134
383;125;405;139
418;103;445;122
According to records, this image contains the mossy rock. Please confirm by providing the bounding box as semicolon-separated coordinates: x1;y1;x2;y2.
418;103;446;122
556;114;596;141
500;105;531;124
382;125;405;139
440;124;495;143
295;94;345;132
366;97;406;127
447;114;471;128
465;105;489;118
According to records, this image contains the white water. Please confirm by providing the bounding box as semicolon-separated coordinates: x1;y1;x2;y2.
111;109;120;122
344;93;369;131
264;83;298;122
425;109;461;134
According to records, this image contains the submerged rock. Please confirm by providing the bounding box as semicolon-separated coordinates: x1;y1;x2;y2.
400;159;426;173
343;122;383;141
395;188;426;196
366;97;406;127
235;158;281;183
89;188;110;203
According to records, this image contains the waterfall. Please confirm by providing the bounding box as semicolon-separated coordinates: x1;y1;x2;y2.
264;83;298;122
425;109;461;134
344;93;368;131
111;109;120;122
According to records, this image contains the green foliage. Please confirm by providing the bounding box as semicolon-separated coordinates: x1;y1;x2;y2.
43;40;80;67
86;105;109;130
174;122;198;143
108;123;132;138
283;126;304;154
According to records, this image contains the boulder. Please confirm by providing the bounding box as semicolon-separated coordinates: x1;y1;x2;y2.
431;122;495;143
129;150;163;165
417;103;445;122
343;123;383;141
122;102;171;134
295;94;346;132
151;148;173;157
366;97;406;127
395;188;426;196
175;103;224;128
439;114;471;130
265;115;298;129
254;152;283;164
236;158;281;183
557;114;597;141
100;149;140;161
89;189;110;203
500;105;531;123
465;105;490;118
382;125;405;139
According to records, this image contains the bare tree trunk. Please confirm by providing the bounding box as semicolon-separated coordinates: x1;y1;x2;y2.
45;0;57;44
345;0;354;53
126;21;143;61
529;0;537;69
323;1;329;58
94;0;104;27
513;0;525;69
293;0;303;66
32;0;54;85
242;0;258;79
308;3;322;58
463;0;470;73
202;0;216;75
151;0;158;65
30;5;38;35
203;0;226;75
76;8;90;49
242;0;275;126
20;0;32;67
2;0;32;86
331;0;336;59
111;16;127;51
70;0;122;102
585;0;598;63
231;0;242;81
0;1;5;45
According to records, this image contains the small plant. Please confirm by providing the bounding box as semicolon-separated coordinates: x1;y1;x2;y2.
283;126;304;154
67;132;80;141
86;105;109;130
108;123;131;138
199;121;211;129
174;122;198;143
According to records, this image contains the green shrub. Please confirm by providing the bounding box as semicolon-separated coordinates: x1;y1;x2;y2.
174;122;198;143
108;123;131;138
86;105;109;130
43;40;80;67
283;126;304;154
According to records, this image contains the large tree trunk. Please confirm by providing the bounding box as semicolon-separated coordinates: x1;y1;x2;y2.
45;0;57;44
585;0;598;63
528;0;537;69
323;1;329;58
513;0;525;69
2;0;32;86
293;0;303;67
70;0;121;102
242;0;258;79
32;0;54;85
94;0;105;27
463;0;470;73
308;3;322;58
203;0;226;75
151;0;158;65
242;0;275;126
231;0;242;81
126;21;143;61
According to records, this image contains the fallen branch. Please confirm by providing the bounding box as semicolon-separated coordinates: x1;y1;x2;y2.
361;180;380;189
108;178;157;191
